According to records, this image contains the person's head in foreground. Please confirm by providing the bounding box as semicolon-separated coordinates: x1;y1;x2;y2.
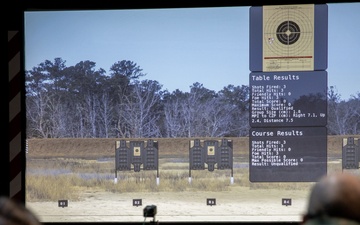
0;196;41;225
303;172;360;225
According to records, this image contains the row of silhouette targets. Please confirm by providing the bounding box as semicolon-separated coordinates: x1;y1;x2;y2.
114;139;234;184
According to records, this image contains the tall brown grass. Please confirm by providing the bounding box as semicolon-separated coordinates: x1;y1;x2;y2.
26;157;346;202
26;136;357;202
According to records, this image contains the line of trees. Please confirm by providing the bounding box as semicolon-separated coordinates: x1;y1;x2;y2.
25;58;360;138
25;58;249;138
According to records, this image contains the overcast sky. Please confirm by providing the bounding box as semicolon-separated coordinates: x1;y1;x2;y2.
25;3;360;100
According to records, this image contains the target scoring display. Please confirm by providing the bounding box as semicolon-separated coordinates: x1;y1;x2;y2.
263;4;315;72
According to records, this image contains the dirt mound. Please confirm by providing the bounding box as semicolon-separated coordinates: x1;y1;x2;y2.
27;135;357;159
27;137;248;158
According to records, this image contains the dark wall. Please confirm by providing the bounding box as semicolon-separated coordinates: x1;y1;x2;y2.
2;0;25;202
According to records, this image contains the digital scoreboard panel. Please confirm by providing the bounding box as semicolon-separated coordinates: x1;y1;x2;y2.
249;127;327;182
249;4;328;72
250;71;327;127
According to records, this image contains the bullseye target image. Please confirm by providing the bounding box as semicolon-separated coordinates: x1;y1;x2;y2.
263;4;314;72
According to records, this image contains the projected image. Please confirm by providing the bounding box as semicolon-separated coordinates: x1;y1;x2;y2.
24;3;360;223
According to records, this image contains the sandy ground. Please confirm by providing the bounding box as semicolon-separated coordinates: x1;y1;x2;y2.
26;186;309;223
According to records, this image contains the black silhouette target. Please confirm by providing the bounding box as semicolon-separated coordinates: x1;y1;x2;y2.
263;6;314;57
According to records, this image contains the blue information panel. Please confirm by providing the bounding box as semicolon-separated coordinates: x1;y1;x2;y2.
250;71;327;127
249;127;327;182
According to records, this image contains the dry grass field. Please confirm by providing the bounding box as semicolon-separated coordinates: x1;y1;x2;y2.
25;136;360;223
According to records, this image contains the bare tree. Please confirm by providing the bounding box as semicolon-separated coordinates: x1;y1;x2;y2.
26;92;51;138
120;80;162;138
97;92;114;138
328;86;348;135
201;97;235;137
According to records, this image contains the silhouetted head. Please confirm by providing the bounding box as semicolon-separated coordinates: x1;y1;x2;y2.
304;173;360;223
0;197;41;225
